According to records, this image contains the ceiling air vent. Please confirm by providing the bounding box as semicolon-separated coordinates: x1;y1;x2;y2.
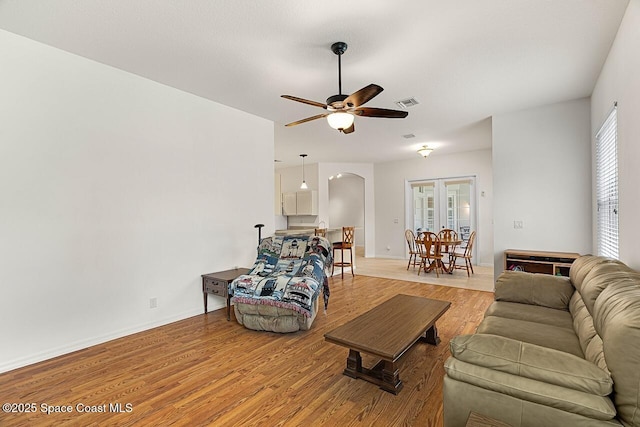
395;97;420;109
402;134;416;139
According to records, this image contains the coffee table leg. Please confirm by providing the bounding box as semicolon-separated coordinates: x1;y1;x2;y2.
342;350;403;394
381;360;403;394
422;324;441;345
344;349;362;378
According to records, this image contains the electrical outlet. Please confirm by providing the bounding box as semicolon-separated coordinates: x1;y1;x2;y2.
513;220;524;229
150;297;158;309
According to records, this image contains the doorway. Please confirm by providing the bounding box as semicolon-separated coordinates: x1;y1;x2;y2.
406;176;477;259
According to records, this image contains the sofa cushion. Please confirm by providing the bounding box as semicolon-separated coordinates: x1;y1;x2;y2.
580;265;636;315
450;334;613;395
593;278;640;427
477;316;583;357
569;291;611;375
485;301;574;330
444;358;616;420
569;255;622;293
495;271;574;310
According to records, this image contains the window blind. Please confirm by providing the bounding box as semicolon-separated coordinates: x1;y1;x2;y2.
595;105;618;259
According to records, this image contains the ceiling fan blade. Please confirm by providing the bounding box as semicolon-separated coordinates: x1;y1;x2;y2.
281;95;327;109
344;84;383;108
354;107;408;119
284;113;329;127
342;123;355;134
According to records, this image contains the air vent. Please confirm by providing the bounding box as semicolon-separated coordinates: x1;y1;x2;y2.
402;133;416;139
395;97;420;109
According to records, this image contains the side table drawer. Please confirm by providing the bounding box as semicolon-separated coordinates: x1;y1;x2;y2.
204;277;228;296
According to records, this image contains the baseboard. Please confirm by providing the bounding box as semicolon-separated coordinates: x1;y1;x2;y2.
371;255;406;260
0;307;203;374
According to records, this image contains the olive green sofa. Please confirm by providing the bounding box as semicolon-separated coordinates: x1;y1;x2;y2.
443;255;640;426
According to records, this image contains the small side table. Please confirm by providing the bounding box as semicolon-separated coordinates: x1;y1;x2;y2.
202;268;250;321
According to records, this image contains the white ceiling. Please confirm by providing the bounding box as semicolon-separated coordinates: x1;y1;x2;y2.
0;0;629;168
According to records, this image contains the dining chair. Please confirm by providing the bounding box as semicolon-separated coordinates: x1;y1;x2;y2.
453;230;476;276
438;228;459;264
405;229;420;270
418;232;444;277
332;226;355;278
314;228;327;238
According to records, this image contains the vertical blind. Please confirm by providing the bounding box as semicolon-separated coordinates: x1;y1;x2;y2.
595;104;618;259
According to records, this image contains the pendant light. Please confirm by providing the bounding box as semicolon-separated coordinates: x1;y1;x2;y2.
299;154;308;189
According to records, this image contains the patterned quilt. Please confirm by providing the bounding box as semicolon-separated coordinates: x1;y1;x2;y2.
230;235;333;318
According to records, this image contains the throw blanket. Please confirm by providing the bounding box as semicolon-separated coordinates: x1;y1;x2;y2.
230;235;332;318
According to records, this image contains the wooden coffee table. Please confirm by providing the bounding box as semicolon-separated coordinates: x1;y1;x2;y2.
324;294;450;394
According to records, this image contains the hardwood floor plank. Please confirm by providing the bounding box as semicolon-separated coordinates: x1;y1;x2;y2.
0;274;493;426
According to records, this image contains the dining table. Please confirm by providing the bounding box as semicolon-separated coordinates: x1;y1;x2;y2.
416;236;462;274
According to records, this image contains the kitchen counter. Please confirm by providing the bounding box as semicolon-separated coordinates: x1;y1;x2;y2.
274;227;342;237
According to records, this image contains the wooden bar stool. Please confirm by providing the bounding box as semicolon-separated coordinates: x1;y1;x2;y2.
332;226;355;278
314;228;327;237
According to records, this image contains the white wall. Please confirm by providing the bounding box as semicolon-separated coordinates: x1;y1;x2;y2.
374;149;494;265
0;30;274;372
329;174;365;246
591;0;640;269
492;98;592;279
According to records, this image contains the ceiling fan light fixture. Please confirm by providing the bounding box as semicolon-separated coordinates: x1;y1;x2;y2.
418;145;434;158
327;112;354;131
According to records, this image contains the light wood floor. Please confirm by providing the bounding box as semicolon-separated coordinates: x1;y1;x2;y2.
354;252;495;293
0;275;494;427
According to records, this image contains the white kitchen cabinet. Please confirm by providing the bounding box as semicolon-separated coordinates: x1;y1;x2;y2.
282;192;298;215
282;191;318;216
296;190;318;215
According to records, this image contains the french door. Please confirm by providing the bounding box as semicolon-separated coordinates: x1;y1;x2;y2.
407;176;477;256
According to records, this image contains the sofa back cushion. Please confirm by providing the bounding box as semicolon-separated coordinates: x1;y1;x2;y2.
495;271;574;311
593;275;640;427
569;292;609;372
569;255;626;293
580;263;634;315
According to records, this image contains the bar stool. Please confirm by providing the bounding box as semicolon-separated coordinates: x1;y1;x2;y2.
314;228;327;237
332;226;355;278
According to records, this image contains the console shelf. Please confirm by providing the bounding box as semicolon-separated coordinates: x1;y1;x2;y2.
504;249;581;277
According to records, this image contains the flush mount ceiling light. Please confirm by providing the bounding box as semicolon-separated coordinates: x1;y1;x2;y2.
299;154;308;189
417;145;434;158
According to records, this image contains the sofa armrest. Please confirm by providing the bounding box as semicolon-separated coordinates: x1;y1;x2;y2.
444;358;616;421
495;271;574;310
450;334;612;395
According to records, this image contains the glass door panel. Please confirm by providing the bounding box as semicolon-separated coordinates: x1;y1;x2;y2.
410;176;476;259
412;182;437;233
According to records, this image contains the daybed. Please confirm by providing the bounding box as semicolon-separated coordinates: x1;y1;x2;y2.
444;255;640;427
229;235;332;333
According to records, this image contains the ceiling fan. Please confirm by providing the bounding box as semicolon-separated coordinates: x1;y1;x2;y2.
281;42;408;134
